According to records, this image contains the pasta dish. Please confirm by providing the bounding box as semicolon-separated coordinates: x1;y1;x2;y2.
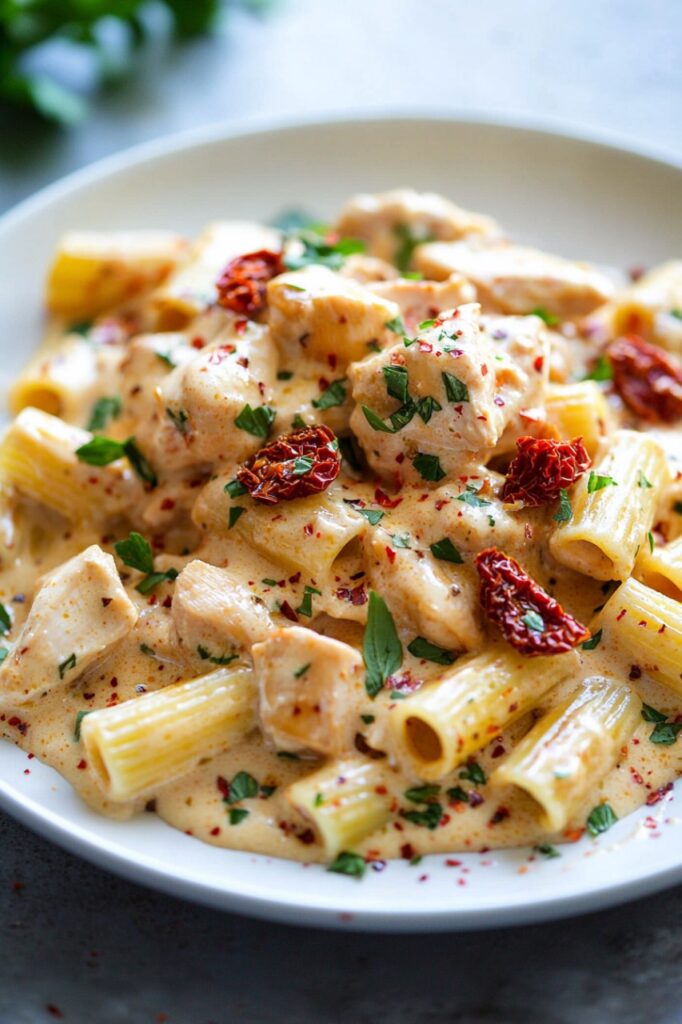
1;189;681;878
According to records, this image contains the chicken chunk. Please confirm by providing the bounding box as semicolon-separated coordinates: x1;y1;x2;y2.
144;321;278;470
267;265;400;368
172;560;274;658
335;189;500;266
369;275;477;333
348;303;547;478
414;241;615;319
0;546;138;704
253;626;364;755
365;531;483;653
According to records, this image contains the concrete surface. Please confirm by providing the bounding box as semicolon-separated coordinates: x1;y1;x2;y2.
0;1;681;1021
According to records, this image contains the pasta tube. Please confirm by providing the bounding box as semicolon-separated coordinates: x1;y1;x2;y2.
81;668;256;802
194;481;366;580
635;536;682;602
388;645;579;782
286;759;392;857
493;677;639;831
9;338;121;422
594;578;682;694
544;381;613;457
0;408;136;520
549;429;669;581
46;230;187;319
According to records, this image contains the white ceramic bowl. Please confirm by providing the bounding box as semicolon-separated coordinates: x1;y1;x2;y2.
1;115;681;931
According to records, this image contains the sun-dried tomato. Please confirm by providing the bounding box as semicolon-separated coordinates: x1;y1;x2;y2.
216;249;284;317
608;334;682;423
236;424;340;504
475;547;590;655
501;436;590;506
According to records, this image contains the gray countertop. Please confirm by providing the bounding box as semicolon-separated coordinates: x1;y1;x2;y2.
1;2;682;1021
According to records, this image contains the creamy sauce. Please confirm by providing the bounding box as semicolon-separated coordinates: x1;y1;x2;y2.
1;192;681;865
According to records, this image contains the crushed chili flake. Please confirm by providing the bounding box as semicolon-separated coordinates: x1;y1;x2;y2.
374;488;402;509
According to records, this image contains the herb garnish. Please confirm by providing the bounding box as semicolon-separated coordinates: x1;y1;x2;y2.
430;537;464;564
581;629;602;650
363;591;402;698
87;396;122;432
297;585;322;618
73;710;90;741
407;636;455;665
441;371;469;403
383;365;410;404
58;652;77;680
234;404;276;439
228;507;245;529
412;452;446;482
197;646;238;666
587;471;618;493
114;531;178;593
586;803;618;836
165;407;189;435
0;603;11;636
327;850;366;878
554;489;573;523
459;762;487;785
312;379;347;410
75;435;157;487
582;355;613;382
224;479;248;498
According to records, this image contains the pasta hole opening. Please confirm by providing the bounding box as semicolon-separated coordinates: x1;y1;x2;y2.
13;388;62;417
405;716;443;763
642;572;682;604
559;540;616;582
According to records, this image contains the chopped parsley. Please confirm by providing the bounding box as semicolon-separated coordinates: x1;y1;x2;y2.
297;585;321;618
637;470;653;489
58;652;77;680
87;395;122;432
412;452;446;482
641;703;668;723
415;395;442;423
553;488;573;524
403;802;444;830
224;478;248;498
283;227;365;272
228;506;245;529
225;771;259;804
430;537;464;564
581;629;602;651
586;803;618;837
534;844;560;859
0;603;11;635
441;371;469;403
393;224;433;273
647;531;655;553
391;532;411;548
327;850;366;878
363;590;402;698
234;403;276;439
0;647;8;664
407;636;455;665
582;355;613;382
587;471;618;493
385;315;406;335
357;508;384;526
446;786;469;803
521;610;544;633
312;379;347;410
228;808;249;825
73;710;90;741
114;531;178;593
165;407;189;435
459;762;487;785
404;784;441;803
361;405;397;434
277;370;294;381
650;722;682;745
457;485;491;508
75;435;157;487
383;365;410;404
197;646;238;666
139;643;156;657
293;455;315;475
360;714;375;725
530;307;560;326
294;663;311;678
291;414;307;429
674;501;682;516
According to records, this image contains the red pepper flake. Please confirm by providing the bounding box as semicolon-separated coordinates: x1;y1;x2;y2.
160;497;176;511
7;716;28;736
385;546;396;564
476;547;590;655
630;767;644;785
216;775;230;798
400;843;415;860
77;759;87;770
374;488;402;509
162;595;172;609
327;353;338;370
216;249;284;317
279;601;299;623
490;743;505;759
191;336;205;349
609;334;682;422
501;436;590;506
236;425;340;504
616;608;627;621
335;584;367;606
210;826;221;836
234;319;248;336
629;665;642;680
386;670;423;693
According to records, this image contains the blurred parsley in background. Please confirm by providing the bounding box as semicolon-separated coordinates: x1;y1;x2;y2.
0;0;274;124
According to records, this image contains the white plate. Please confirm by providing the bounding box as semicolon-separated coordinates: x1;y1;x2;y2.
1;114;681;931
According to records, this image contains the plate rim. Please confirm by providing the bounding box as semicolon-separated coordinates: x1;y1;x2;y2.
1;110;682;931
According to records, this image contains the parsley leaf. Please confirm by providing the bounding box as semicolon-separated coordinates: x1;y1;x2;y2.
363;591;402;698
403;803;444;829
582;355;614;382
459;762;487;785
407;636;456;665
357;508;384;526
73;710;90;742
114;532;154;575
530;307;560;326
586;803;618;836
457;485;491;508
297;585;321;618
228;808;249;825
135;568;178;595
0;603;11;636
327;850;366;878
404;784;441;803
234;404;276;439
393;224;433;273
293;663;311;678
650;722;682;745
581;629;602;650
58;652;77;680
521;610;544;633
641;703;668;723
224;479;248;498
75;435;125;466
637;470;653;489
197;646;238;666
165;407;189;435
385;316;406;335
554;488;573;524
361;405;395;433
228;506;245;529
383;365;409;404
284;229;365;271
430;537;464;564
441;371;470;403
415;395;442;423
293;456;315;475
587;471;618;493
225;771;259;804
312;379;347;410
87;396;122;433
413;452;446;482
534;844;560;859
